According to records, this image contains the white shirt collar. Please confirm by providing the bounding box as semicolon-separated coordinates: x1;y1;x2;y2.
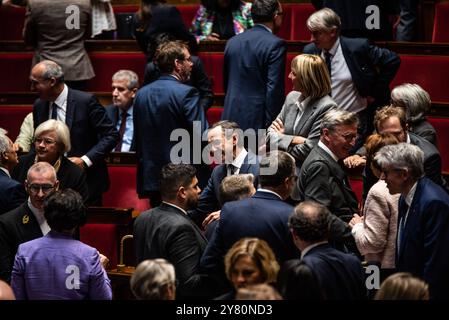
0;167;10;177
256;188;283;200
232;148;248;172
318;140;339;162
323;38;340;57
300;241;328;259
27;198;50;235
406;133;411;144
404;181;418;207
54;84;68;110
162;201;188;216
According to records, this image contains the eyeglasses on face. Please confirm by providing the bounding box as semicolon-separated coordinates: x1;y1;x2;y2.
27;183;55;194
34;137;57;145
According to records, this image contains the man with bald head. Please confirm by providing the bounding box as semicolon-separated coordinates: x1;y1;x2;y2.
31;60;118;205
0;162;59;282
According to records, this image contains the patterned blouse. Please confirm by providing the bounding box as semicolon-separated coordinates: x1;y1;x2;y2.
190;1;253;42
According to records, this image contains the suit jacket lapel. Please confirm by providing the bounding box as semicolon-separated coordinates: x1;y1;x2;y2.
65;89;76;130
294;98;317;133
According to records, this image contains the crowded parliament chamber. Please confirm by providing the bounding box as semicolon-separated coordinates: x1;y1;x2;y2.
1;0;449;302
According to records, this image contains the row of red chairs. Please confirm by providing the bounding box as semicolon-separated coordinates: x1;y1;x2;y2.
2;2;449;42
2;51;449;104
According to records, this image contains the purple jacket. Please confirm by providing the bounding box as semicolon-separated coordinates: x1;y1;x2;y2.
11;231;112;300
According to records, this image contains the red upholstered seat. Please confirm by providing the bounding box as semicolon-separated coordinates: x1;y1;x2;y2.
206;107;223;125
104;166;150;212
349;177;363;205
391;55;449;103
198;52;224;94
80;224;118;268
428;117;449;173
87;52;146;92
0;53;33;92
277;4;292;40
290;3;315;41
112;5;138;14
0;105;33;140
177;4;200;30
284;53;296;93
0;5;25;41
432;2;449;43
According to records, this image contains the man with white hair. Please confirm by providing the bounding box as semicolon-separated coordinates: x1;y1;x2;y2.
375;143;449;300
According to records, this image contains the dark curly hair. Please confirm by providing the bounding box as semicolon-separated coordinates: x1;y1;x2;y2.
289;201;330;242
201;0;242;12
44;189;87;232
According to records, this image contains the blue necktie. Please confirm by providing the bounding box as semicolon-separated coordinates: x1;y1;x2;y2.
51;103;58;120
397;201;409;255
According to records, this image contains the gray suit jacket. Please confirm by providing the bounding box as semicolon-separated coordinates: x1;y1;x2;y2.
23;0;94;81
267;91;337;165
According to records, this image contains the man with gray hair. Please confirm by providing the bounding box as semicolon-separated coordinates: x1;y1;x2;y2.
31;60;119;205
0;162;59;282
303;7;400;151
375;143;449;300
0;129;26;215
297;109;359;221
106;70;139;152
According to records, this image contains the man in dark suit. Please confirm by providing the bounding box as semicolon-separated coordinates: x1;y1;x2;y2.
0;162;58;282
0;129;26;215
375;143;449;300
133;163;208;299
133;41;208;208
106;70;139;152
200;151;300;290
297;109;359;254
222;0;286;132
303;8;400;150
289;201;366;300
31;60;119;205
189;120;260;228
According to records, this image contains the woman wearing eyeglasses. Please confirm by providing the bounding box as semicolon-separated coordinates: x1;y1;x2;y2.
266;54;338;167
12;120;88;203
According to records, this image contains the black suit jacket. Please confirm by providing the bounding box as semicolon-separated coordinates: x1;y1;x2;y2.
33;88;119;202
133;203;208;298
0;170;26;215
0;202;43;282
105;104;135;152
12;153;89;203
302;243;366;300
304;36;400;107
200;191;300;279
189;151;260;227
143;56;214;112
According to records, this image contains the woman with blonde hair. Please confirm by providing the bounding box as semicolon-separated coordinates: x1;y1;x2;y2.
375;272;429;300
218;237;279;299
130;258;176;300
267;54;337;166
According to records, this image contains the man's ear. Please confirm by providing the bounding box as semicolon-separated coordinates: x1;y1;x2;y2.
54;180;60;191
131;87;138;99
178;186;187;200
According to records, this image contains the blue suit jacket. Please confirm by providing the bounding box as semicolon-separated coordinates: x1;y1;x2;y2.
33;88;119;200
0;170;26;215
396;178;449;300
189;151;260;226
133;75;208;195
302;243;366;300
222;24;286;131
200;190;300;277
303;36;400;106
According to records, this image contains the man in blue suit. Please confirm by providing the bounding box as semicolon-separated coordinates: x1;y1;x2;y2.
200;151;300;291
106;70;139;152
222;0;286;132
31;60;119;205
133;41;208;208
289;201;366;300
0;130;26;215
189;120;259;228
375;143;449;300
303;8;400;150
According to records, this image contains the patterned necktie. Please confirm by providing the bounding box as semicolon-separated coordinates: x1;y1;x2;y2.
227;164;236;176
115;111;128;152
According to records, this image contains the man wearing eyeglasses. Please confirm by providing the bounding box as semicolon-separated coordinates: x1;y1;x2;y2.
0;162;58;283
297;109;360;254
